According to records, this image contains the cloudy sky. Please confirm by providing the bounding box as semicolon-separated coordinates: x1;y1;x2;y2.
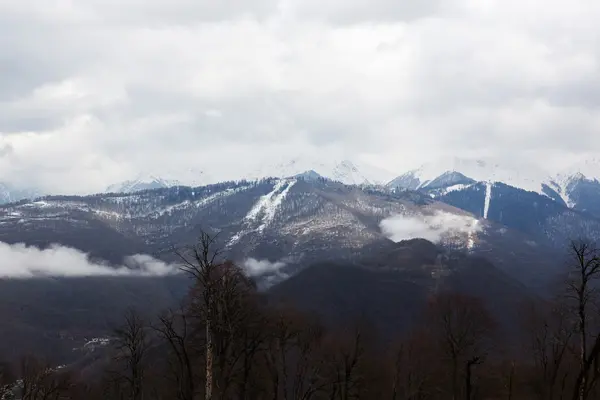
1;0;599;193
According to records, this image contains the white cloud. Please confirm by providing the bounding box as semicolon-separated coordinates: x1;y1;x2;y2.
242;257;287;277
0;0;599;193
0;242;180;278
380;210;481;243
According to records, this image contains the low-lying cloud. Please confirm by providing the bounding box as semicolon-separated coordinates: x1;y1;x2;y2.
242;257;287;277
242;257;291;289
380;210;481;243
0;242;180;279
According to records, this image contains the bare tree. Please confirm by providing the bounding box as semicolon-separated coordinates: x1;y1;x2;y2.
19;356;71;400
0;361;14;400
264;307;302;400
389;331;434;400
564;240;600;400
111;308;151;400
425;292;495;400
154;306;196;400
523;300;574;400
500;360;516;400
465;356;482;400
176;231;224;400
323;323;374;400
235;304;269;400
176;230;259;400
292;319;326;400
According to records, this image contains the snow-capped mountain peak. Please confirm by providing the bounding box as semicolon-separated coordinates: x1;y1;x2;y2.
388;157;551;195
293;170;324;180
552;157;600;183
106;175;181;194
106;168;214;194
105;157;394;194
546;158;600;209
244;156;396;186
0;182;42;205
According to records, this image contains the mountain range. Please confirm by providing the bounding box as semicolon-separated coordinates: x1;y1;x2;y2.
0;174;591;287
3;156;600;212
3;155;600;284
1;156;600;361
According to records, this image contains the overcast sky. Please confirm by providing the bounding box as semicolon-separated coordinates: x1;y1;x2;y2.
1;0;599;193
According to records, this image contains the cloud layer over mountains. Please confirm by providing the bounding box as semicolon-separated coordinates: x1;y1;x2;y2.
1;0;599;193
0;242;180;278
0;241;292;282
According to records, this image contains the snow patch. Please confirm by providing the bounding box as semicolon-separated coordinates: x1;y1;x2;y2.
483;182;492;219
244;179;289;224
430;183;474;197
445;183;473;194
243;179;296;233
548;173;577;208
467;220;479;250
228;179;296;246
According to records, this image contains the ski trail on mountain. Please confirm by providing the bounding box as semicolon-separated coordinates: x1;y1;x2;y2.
257;180;296;232
244;179;288;223
483;182;492;219
468;182;491;250
228;179;296;246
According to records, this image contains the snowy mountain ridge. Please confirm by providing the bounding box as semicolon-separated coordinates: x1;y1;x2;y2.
2;176;598;294
105;157;396;194
388;157;552;195
106;175;181;194
1;178;489;274
2;155;599;210
0;182;41;205
241;156;396;186
386;156;600;220
106;169;214;194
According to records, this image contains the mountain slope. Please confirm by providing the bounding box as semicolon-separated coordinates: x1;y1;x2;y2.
0;178;584;291
386;156;600;249
3;179;440;269
268;239;535;340
0;275;185;362
433;181;600;249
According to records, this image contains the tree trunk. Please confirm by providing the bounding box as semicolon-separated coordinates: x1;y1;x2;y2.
452;358;459;400
206;317;213;400
507;362;514;400
465;362;472;400
579;303;587;400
